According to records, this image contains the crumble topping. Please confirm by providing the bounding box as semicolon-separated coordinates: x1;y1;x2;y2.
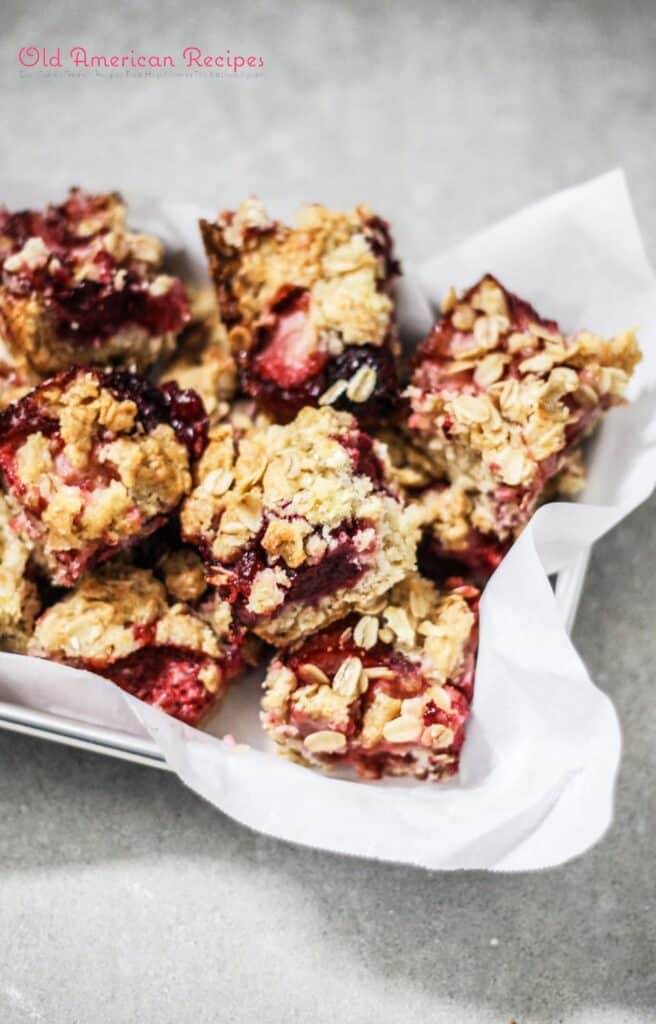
406;275;641;540
29;563;243;724
202;198;395;346
181;405;420;645
261;573;479;780
200;198;400;422
0;189;189;374
161;547;208;602
30;566;170;664
0;369;196;585
0;491;39;651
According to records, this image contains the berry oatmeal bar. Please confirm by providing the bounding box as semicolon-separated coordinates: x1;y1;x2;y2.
0;367;207;586
0;189;189;374
0;491;40;652
406;275;641;554
29;563;246;726
200;198;401;423
261;574;479;780
181;406;420;646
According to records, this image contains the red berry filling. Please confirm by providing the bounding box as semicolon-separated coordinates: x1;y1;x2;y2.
252;288;327;388
418;529;509;587
244;339;400;424
215;519;371;623
101;646;219;727
0;369;208;462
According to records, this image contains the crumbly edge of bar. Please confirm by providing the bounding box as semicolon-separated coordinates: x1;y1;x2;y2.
0;491;39;651
261;574;476;774
202;197;395;349
6;371;191;553
406;276;641;497
158;289;237;419
29;562;235;674
181;406;420;642
249;495;421;646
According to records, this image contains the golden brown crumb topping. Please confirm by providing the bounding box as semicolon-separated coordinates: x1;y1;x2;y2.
0;492;39;651
407;276;641;497
181;406;420;645
381;427;587;555
29;564;230;664
0;192;187;374
202;198;394;351
161;547;208;602
376;427;438;491
261;574;477;774
12;372;191;556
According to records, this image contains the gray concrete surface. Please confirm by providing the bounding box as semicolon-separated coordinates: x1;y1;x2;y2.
1;1;655;1021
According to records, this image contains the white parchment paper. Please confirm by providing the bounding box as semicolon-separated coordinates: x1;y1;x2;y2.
1;170;654;871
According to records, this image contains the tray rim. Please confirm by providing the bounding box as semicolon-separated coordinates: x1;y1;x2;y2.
0;548;592;771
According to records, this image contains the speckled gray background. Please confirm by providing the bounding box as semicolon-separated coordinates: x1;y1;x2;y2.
1;1;655;1022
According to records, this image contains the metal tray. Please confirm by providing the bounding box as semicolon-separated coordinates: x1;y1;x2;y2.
0;549;591;771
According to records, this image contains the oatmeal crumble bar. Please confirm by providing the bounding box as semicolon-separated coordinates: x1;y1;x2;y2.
0;367;207;586
29;563;247;726
0;491;40;651
158;286;237;421
181;405;420;646
406;275;641;548
0;189;190;374
261;574;479;780
200;198;401;423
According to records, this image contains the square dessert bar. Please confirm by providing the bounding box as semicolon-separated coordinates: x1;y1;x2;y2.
200;198;401;423
181;406;420;646
0;367;207;586
29;563;247;726
0;189;190;375
261;574;479;780
406;275;641;561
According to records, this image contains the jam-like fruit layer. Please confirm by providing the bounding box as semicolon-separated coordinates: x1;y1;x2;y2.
101;646;219;727
229;210;401;424
0;368;208;461
0;191;118;253
418;529;509;588
244;308;400;425
216;520;370;622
